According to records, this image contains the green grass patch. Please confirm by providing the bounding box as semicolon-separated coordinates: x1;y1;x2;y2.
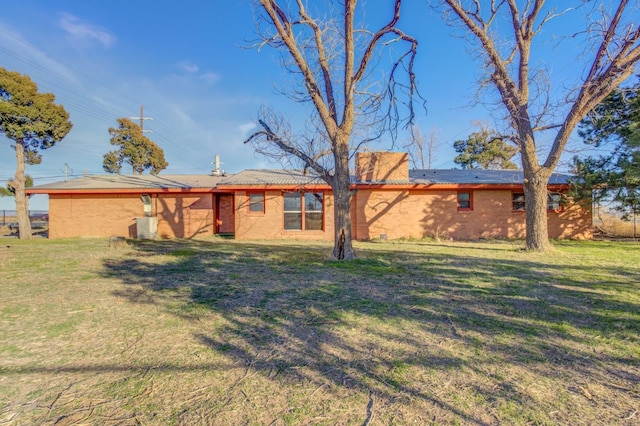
0;238;639;424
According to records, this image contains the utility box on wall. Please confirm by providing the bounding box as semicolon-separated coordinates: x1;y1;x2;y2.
135;217;158;239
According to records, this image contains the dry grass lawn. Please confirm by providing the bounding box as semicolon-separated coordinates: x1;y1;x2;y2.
1;237;639;425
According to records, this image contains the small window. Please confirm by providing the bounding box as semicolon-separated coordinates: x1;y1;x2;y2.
457;191;472;211
248;192;265;213
140;194;152;217
547;192;562;212
512;192;525;211
512;192;563;212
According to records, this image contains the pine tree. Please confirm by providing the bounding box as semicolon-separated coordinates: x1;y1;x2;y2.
103;118;168;175
0;68;72;239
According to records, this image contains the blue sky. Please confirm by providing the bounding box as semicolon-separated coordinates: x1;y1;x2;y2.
0;1;630;210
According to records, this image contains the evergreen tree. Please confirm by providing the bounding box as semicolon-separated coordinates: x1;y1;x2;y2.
573;81;639;219
104;118;168;175
453;128;518;170
0;67;72;239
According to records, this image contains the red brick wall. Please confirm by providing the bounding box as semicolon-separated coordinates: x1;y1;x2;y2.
49;194;140;238
47;187;591;241
156;194;214;238
355;152;409;181
352;188;592;240
186;194;214;238
48;193;215;239
234;190;335;240
548;200;593;240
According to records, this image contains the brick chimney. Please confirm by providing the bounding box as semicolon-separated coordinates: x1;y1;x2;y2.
355;152;409;182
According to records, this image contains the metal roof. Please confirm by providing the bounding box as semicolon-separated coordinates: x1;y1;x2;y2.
30;174;226;191
408;169;571;185
29;168;573;193
218;169;327;186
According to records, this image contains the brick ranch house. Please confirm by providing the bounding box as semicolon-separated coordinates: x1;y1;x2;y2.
27;152;592;241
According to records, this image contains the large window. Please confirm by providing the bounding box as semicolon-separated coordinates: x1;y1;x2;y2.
284;192;324;231
247;192;265;213
512;192;563;212
457;191;472;211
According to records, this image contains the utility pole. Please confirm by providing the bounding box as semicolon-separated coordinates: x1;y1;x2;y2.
130;105;153;133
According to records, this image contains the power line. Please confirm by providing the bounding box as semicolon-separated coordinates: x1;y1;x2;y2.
0;34;205;171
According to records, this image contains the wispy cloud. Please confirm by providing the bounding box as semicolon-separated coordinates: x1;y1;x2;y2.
178;61;199;73
178;61;220;84
58;13;116;48
200;72;220;84
239;121;257;135
0;20;79;83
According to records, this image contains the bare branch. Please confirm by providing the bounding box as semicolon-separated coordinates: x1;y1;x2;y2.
546;1;640;169
585;0;629;84
296;0;338;120
244;112;333;185
352;0;402;83
259;0;338;137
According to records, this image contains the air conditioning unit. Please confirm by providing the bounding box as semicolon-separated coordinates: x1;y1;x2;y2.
135;217;158;239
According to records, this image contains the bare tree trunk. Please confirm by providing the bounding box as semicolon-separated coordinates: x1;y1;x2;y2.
331;138;356;260
14;141;32;240
523;171;551;251
332;187;355;260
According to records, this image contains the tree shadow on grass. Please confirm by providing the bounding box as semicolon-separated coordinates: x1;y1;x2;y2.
103;239;640;424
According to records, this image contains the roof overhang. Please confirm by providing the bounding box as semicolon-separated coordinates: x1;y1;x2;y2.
216;184;332;191
28;182;570;195
353;183;569;190
26;187;219;195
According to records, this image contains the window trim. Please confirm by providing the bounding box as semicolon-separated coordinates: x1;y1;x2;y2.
457;191;473;211
283;191;324;231
247;192;265;214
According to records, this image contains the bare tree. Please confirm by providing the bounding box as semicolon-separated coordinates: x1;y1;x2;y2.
406;125;439;169
426;128;439;169
407;125;425;169
246;0;421;259
439;0;640;251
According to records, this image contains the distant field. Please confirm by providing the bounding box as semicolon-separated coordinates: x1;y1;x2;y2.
0;210;48;226
0;210;48;238
1;238;639;425
594;213;639;238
